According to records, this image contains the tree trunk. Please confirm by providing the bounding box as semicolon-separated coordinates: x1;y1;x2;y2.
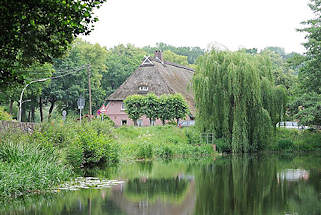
39;97;43;122
133;119;137;126
31;106;35;122
149;118;152;126
176;118;179;126
48;101;55;120
21;106;26;122
9;100;13;114
162;119;165;126
27;111;31;122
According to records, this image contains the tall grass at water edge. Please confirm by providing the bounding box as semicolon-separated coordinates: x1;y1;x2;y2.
268;128;321;152
0;131;71;199
114;125;214;160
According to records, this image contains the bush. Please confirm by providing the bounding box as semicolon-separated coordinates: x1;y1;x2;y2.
269;128;321;152
156;145;173;159
184;127;200;144
277;139;294;151
0;106;12;121
67;122;119;168
136;143;153;159
215;138;231;153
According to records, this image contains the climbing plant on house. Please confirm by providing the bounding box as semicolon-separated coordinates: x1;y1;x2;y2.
193;50;287;153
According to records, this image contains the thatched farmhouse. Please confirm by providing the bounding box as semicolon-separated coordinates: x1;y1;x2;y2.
99;51;195;126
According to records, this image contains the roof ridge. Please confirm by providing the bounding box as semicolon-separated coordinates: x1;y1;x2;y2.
163;61;194;72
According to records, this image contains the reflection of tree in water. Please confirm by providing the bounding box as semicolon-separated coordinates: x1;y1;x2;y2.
126;177;188;201
194;155;321;215
0;189;126;215
137;161;153;174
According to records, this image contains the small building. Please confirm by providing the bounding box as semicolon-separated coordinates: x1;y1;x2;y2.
100;51;195;126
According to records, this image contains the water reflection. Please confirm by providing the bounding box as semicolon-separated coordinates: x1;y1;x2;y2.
1;154;320;215
194;154;321;215
277;169;309;182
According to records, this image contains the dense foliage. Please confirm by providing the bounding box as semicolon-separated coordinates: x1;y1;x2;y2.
193;50;287;153
0;106;12;121
299;0;321;95
290;0;321;127
288;93;321;126
0;0;106;89
124;93;189;126
124;95;145;126
0;132;72;199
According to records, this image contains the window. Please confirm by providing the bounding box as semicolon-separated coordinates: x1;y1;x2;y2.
121;120;127;126
139;86;148;92
121;102;126;110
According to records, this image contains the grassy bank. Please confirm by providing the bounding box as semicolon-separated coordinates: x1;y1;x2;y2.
268;128;321;152
0;132;72;199
0;120;215;200
114;126;214;161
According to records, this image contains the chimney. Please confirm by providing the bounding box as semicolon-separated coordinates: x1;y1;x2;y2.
154;50;163;62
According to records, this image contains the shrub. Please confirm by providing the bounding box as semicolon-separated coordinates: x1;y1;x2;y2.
277;139;294;151
0;106;12;121
215;138;231;153
65;142;84;170
136;143;153;159
184;127;200;144
156;145;173;159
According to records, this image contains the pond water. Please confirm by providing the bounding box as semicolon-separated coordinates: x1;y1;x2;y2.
1;153;321;215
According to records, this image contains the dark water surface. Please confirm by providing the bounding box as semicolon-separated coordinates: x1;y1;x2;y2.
2;153;321;215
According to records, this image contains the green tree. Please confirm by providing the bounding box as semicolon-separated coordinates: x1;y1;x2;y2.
0;0;106;89
167;94;189;125
193;50;287;153
143;94;160;126
103;44;146;97
163;50;189;66
143;42;204;64
158;95;174;125
124;95;145;126
288;93;321;126
42;39;107;119
298;0;321;94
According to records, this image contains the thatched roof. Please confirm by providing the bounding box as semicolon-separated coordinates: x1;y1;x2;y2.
107;56;196;113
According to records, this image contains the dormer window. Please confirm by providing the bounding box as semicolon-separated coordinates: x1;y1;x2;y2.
139;85;149;92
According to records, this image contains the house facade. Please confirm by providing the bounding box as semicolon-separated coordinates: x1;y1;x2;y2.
99;51;195;126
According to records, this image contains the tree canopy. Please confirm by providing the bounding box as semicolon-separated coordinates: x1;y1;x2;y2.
0;0;106;89
193;50;287;153
298;0;321;95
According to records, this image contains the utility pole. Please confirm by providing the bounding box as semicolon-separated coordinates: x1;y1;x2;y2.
88;65;92;116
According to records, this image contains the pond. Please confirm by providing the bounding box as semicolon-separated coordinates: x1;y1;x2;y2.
1;153;320;215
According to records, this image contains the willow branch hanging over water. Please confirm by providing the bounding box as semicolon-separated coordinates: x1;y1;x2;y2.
193;50;287;153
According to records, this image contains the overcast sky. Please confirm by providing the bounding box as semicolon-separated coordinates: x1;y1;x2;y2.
82;0;313;54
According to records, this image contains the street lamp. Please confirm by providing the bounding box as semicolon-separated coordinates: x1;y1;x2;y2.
18;78;50;122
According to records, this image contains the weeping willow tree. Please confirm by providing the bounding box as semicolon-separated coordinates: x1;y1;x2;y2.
193;50;287;153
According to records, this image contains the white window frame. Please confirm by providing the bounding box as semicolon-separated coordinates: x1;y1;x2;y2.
121;102;126;110
139;86;149;92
